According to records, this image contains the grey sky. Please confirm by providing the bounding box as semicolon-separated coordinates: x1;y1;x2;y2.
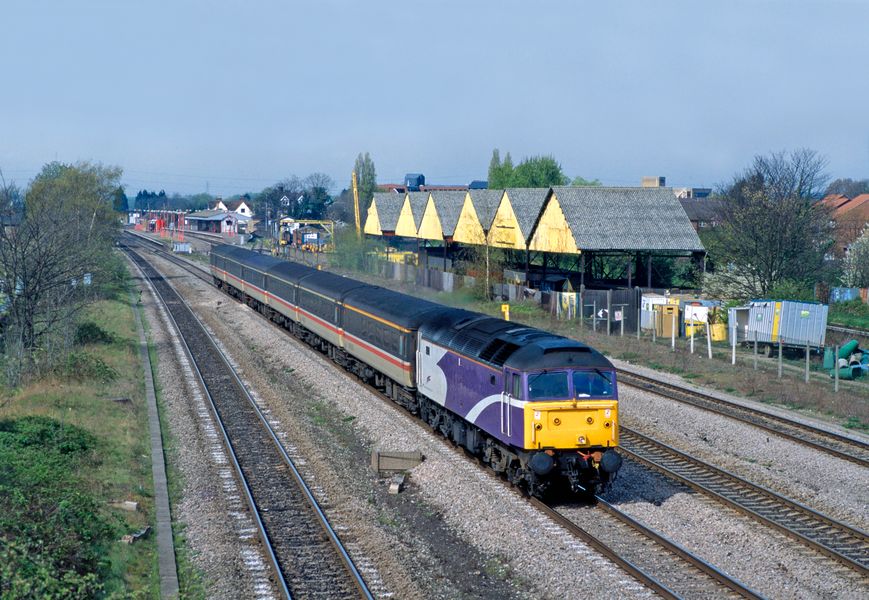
2;0;867;196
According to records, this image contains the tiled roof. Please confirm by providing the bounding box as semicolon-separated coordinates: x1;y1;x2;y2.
552;186;704;251
820;194;852;211
836;194;869;221
406;191;430;230
468;189;503;232
372;192;403;231
506;188;551;241
430;190;468;237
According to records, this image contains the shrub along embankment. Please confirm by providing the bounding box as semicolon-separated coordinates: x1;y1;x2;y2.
0;297;161;598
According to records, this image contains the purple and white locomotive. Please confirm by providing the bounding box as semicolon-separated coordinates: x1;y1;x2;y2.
211;245;622;497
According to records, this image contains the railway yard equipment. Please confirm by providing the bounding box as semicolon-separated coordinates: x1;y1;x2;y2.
729;300;828;354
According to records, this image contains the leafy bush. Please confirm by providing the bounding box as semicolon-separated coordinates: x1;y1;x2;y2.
60;351;118;383
829;299;869;329
0;416;116;599
74;321;115;346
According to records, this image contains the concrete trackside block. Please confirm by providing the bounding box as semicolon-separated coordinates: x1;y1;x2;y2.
371;450;423;476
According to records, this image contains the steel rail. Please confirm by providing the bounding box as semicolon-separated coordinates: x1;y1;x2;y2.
619;426;869;575
618;371;869;468
124;242;372;599
594;497;764;599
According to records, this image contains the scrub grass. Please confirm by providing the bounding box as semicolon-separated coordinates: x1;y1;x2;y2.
0;294;161;597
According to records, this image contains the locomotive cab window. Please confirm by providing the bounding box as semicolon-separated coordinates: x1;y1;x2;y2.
527;371;569;400
572;369;614;398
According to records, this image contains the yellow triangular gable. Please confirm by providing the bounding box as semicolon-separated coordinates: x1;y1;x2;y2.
486;192;525;249
417;196;444;241
529;191;579;254
452;194;486;245
393;196;418;237
363;199;382;236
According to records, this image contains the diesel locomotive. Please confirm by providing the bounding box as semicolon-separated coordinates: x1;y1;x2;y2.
210;244;622;497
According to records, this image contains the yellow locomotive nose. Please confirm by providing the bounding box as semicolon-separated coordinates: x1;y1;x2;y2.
524;400;618;450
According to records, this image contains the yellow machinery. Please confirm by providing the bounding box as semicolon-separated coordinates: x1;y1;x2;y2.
279;218;335;250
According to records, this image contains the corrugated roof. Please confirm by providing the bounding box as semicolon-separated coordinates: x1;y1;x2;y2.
505;188;551;242
188;209;232;220
552;186;704;251
430;190;468;237
468;189;503;232
371;192;403;232
407;191;430;230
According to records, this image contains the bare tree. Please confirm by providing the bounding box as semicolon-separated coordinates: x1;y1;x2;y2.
0;162;121;382
704;149;833;299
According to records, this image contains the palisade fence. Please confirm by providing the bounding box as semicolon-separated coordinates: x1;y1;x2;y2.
268;250;855;391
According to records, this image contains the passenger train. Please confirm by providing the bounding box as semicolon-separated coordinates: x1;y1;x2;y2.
210;244;622;497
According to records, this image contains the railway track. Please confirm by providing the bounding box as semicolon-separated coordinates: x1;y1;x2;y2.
619;426;869;575
124;232;868;589
535;498;763;599
124;241;372;599
618;371;869;468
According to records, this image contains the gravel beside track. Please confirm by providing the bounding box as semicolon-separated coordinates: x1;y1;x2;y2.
618;371;869;467
619;427;869;572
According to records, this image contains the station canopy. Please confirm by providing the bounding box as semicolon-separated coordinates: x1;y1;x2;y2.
488;188;552;250
394;191;431;238
364;192;404;235
529;186;704;253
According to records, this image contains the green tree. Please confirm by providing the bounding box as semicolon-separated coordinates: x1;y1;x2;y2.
571;175;602;186
703;149;833;299
111;186;128;212
487;149;514;189
509;155;569;187
353;152;377;214
487;149;513;189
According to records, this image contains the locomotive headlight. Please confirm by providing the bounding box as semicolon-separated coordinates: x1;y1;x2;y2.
553;418;561;426
604;421;611;428
578;435;586;444
586;416;594;424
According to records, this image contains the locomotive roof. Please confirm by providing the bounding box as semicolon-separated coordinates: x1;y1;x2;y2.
343;286;447;328
420;308;612;370
297;270;369;299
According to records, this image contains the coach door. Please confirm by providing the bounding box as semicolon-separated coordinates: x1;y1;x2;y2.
501;370;521;439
